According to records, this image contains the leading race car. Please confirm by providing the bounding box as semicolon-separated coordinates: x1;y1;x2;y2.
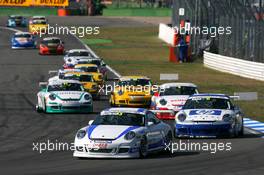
109;76;153;107
11;32;37;49
39;37;65;55
175;94;244;138
151;83;198;119
73;108;172;158
6;15;27;27
36;80;93;113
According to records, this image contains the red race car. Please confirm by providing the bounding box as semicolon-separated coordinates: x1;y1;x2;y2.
39;37;64;55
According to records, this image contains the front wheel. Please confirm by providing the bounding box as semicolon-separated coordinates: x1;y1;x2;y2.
139;136;148;158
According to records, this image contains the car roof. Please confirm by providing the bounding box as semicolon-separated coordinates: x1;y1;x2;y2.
160;82;197;88
9;15;22;18
101;108;147;115
75;64;98;67
190;93;230;99
119;76;150;81
48;79;81;85
14;32;31;35
65;72;94;76
68;49;90;53
32;16;46;18
43;37;61;41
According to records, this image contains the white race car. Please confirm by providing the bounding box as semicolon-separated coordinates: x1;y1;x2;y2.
151;83;198;119
175;94;244;138
63;49;94;69
73;108;172;158
36;80;93;113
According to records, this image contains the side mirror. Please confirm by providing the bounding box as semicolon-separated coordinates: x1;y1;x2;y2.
147;121;154;126
88;120;94;125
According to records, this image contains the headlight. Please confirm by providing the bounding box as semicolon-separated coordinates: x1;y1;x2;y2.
159;99;167;106
76;130;86;139
178;113;186;122
124;131;136;140
118;90;123;96
84;94;91;101
49;94;56;101
223;114;232;122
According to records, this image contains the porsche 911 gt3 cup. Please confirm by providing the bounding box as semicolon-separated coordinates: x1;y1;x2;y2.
64;49;94;62
36;80;93;113
11;32;36;49
151;83;198;119
7;15;27;27
73;108;172;158
175;94;244;138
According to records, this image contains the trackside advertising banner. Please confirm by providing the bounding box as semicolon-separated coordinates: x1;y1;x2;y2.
32;0;68;7
0;0;31;6
0;0;68;6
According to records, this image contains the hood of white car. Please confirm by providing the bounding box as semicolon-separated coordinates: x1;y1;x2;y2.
182;109;231;121
87;125;140;140
52;91;84;100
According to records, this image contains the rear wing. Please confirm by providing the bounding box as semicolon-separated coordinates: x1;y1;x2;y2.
39;82;48;89
150;110;175;115
48;70;58;78
229;96;240;100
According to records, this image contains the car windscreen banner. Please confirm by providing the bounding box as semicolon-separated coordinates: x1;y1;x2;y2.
0;0;31;6
32;0;69;6
0;0;69;6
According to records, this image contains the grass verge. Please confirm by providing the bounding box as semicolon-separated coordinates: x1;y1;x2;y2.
82;27;264;121
103;8;172;17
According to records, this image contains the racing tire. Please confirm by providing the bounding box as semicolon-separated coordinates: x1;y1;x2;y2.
165;131;173;145
239;119;244;136
36;105;42;113
139;136;148;158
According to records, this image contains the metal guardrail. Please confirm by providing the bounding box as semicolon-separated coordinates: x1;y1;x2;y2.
204;51;264;81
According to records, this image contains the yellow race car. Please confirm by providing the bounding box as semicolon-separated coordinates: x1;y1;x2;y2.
74;64;104;85
110;76;153;107
29;18;48;34
64;72;99;98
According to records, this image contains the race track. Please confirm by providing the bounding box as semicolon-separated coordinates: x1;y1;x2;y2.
0;16;264;175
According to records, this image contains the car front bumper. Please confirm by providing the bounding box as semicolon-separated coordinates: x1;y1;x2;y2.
46;103;93;113
73;142;140;158
175;123;232;138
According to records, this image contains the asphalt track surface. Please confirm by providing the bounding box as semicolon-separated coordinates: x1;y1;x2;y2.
0;16;264;175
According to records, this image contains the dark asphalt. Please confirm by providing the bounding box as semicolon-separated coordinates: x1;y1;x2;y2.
0;16;263;175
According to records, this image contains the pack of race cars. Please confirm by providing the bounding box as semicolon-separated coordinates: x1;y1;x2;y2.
8;15;245;159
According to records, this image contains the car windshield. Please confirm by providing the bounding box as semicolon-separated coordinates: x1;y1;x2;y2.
47;83;82;92
118;79;151;86
68;51;90;57
92;113;145;126
77;66;98;72
160;86;197;96
32;20;46;24
42;39;61;45
63;74;93;82
14;34;31;38
183;97;231;110
87;60;101;66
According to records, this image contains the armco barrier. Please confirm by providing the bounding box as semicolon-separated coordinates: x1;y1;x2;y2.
158;23;175;45
204;51;264;81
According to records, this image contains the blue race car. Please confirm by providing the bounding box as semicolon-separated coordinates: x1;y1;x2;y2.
11;32;37;49
175;94;244;138
7;15;27;27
